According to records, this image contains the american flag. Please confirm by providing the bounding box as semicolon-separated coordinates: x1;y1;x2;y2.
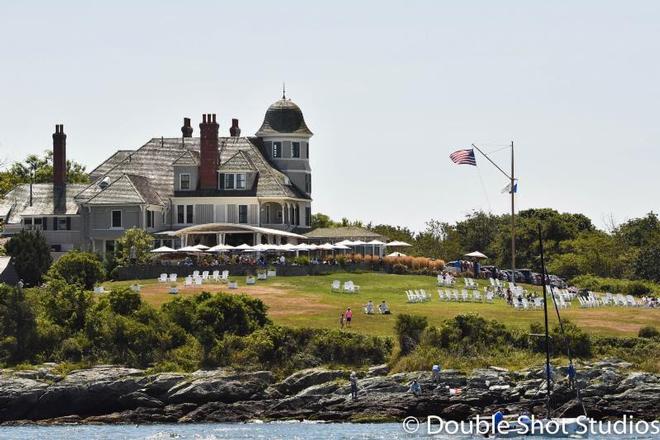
449;148;477;166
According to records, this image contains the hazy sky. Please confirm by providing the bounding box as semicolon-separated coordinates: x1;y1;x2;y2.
1;1;658;231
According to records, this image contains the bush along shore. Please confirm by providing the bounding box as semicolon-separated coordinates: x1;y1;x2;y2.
1;359;659;425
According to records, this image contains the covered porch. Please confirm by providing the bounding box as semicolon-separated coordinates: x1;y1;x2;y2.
173;223;307;247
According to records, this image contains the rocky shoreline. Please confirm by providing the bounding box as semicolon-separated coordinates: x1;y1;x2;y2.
1;359;658;425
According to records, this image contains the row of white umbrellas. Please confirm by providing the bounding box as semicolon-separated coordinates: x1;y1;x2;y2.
151;240;412;254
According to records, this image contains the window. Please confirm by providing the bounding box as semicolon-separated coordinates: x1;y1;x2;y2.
23;218;33;230
292;142;300;158
111;210;122;228
179;173;191;190
177;205;194;224
238;205;248;224
105;240;115;255
224;173;235;189
305;174;312;193
147;210;155;228
305;207;311;227
53;217;70;230
305;142;309;158
236;173;246;189
272;142;282;158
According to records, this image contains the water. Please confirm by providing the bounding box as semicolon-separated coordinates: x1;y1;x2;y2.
0;423;655;440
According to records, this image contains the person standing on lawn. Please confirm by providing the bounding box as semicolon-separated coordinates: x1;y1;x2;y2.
345;307;353;327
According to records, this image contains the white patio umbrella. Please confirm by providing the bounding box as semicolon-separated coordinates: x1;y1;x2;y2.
234;243;253;250
318;243;335;251
367;239;386;257
193;244;210;250
464;251;488;259
292;243;311;251
176;246;202;253
351;240;367;246
278;243;297;252
151;246;175;253
387;240;412;247
333;244;351;250
335;239;355;246
208;243;234;252
386;251;407;257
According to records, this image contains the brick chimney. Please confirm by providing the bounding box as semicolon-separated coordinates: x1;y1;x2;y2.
53;124;67;213
229;118;241;137
181;117;193;138
199;114;219;189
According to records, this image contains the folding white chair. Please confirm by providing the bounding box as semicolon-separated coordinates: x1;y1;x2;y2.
184;276;193;287
192;270;200;278
202;271;209;280
331;280;341;292
169;273;177;283
158;273;168;283
212;270;220;281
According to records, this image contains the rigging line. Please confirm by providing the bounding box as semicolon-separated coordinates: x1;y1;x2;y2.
484;145;511;155
476;166;492;213
548;283;588;417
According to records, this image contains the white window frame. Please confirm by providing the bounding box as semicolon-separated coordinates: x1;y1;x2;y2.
236;173;246;189
292;141;300;158
272;142;282;158
176;205;194;225
147;210;155;228
179;173;191;190
110;210;122;229
238;204;248;224
224;173;235;189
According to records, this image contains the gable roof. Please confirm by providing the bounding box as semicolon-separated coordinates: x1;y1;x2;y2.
86;174;163;206
0;184;87;223
304;226;385;240
89;150;134;180
218;150;257;172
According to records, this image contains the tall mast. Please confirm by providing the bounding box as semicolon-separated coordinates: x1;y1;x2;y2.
511;141;516;285
538;223;552;418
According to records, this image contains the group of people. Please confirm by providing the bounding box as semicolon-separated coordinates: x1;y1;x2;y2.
363;300;390;315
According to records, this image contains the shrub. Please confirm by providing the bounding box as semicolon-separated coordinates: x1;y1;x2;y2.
624;281;651;296
571;274;658;295
5;230;52;286
108;288;142;315
391;263;408;274
47;251;105;290
292;256;310;265
638;326;659;338
395;314;428;355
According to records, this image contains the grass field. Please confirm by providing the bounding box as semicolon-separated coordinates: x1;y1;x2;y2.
103;272;660;338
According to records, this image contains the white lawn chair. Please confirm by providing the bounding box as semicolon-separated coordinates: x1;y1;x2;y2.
257;272;268;280
267;269;277;278
194;277;203;286
130;284;141;292
192;270;200;278
344;281;359;293
158;273;168;283
438;289;445;301
202;271;209;280
473;291;482;302
246;276;256;285
169;273;177;283
212;270;220;281
228;281;238;289
521;298;530;310
533;298;543;309
437;274;444;286
184;276;193;287
93;286;105;293
331;280;342;292
221;270;229;283
452;290;459;301
461;289;469;302
626;295;638;307
486;292;494;303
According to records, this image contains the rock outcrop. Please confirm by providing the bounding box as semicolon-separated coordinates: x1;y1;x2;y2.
0;359;658;425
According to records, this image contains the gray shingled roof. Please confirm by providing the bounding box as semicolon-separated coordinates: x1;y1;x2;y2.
0;184;87;223
86;174;163;205
219;150;257;172
256;98;313;137
76;136;307;203
89;150;134;180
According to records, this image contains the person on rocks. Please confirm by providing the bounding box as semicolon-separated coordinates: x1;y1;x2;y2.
345;307;353;327
567;363;576;388
350;371;359;400
432;364;441;385
410;379;422;396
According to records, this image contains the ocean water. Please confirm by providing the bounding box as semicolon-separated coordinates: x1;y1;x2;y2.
0;422;656;440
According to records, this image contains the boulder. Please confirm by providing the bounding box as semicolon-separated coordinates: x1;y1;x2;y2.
167;370;274;404
272;368;348;396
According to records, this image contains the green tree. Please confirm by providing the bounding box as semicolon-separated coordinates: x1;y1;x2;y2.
46;250;105;289
634;244;660;282
0;283;38;362
615;212;660;248
108;288;142;315
5;230;52;286
41;279;93;335
394;314;428;355
115;228;154;266
0;150;89;198
311;213;338;229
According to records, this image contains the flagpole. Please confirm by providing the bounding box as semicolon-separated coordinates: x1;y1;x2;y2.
470;142;517;286
511;141;516;286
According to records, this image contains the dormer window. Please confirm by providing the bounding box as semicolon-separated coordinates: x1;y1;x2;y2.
224;173;247;190
272;142;282;158
292;142;300;158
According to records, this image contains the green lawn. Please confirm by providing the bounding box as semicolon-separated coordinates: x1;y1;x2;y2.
102;272;660;338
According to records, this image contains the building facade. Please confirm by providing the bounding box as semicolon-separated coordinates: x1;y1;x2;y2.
0;96;314;255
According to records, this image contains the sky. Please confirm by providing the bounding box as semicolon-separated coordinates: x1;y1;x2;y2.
1;1;658;232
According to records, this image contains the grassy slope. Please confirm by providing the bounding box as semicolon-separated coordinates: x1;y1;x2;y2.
103;272;660;338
